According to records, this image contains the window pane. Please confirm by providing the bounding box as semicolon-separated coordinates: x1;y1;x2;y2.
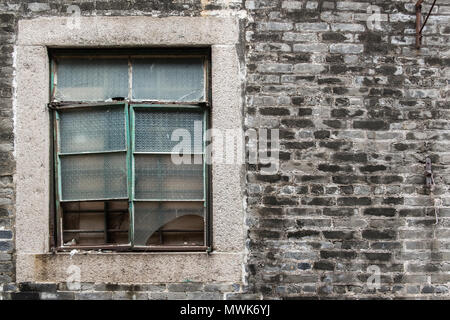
59;107;126;154
132;58;205;101
55;59;129;101
134;155;204;200
62;201;129;246
60;153;127;201
133;201;204;246
134;109;203;153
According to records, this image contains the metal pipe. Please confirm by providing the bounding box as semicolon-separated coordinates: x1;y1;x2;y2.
416;0;424;49
416;0;438;49
420;0;437;33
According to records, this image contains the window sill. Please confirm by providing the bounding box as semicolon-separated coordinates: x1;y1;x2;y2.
54;245;209;253
17;251;243;283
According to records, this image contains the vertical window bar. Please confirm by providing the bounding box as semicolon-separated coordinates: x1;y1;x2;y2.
205;108;212;250
129;105;135;246
203;108;208;248
54;110;64;246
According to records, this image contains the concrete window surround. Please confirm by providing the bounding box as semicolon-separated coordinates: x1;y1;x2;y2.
14;16;245;284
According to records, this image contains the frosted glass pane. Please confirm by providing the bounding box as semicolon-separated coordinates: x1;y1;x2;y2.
134;155;204;200
132;58;205;101
60;153;127;201
55;59;129;101
133;202;204;246
59;107;126;154
134;109;203;153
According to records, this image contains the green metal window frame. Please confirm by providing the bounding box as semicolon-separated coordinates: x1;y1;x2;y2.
49;49;212;252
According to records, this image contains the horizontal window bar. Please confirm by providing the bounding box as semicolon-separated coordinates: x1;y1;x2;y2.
64;209;128;214
63;229;128;233
155;230;204;233
59;197;129;203
49;102;126;110
133;152;204;155
133;199;205;202
58;150;127;156
130;54;208;59
130;246;208;252
51;101;209;108
131;102;208;108
52;54;208;60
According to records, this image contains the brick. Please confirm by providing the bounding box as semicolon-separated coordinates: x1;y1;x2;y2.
323;230;355;240
0;241;12;252
257;63;293;73
258;22;293;32
18;282;57;292
362;230;396;240
331;23;365;32
293;43;328;53
77;292;113;300
364;208;397;217
0;230;12;239
332;153;368;163
330;44;364;54
287;230;320;239
337;197;371;206
323;208;357;216
320;250;357;260
10;292;40;300
295;23;329;32
353;120;390;131
363;252;392;262
313;261;335;271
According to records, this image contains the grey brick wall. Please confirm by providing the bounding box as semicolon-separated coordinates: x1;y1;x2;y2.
244;0;450;299
1;0;450;300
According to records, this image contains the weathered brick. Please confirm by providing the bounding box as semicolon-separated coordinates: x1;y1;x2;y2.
362;230;396;240
364;208;397;217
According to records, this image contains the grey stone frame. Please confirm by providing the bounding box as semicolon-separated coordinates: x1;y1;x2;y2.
14;16;245;284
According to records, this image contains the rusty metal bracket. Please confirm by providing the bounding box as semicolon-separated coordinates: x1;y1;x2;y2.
416;0;438;49
425;157;434;188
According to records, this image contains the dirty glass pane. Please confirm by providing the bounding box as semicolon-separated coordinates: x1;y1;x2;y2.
132;58;205;101
55;59;129;101
134;109;203;153
61;201;129;246
60;153;127;201
133;201;204;246
59;106;126;154
134;155;204;200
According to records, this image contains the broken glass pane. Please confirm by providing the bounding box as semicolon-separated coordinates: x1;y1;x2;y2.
133;201;204;246
132;58;205;101
59;106;126;154
55;58;129;101
62;201;129;246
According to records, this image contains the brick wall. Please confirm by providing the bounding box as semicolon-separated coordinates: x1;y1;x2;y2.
244;0;450;299
1;0;450;300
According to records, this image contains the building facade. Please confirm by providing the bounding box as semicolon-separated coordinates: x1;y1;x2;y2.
0;0;449;299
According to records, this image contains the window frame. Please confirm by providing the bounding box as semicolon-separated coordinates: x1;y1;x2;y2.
49;48;212;252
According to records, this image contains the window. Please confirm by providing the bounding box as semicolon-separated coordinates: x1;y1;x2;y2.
50;49;211;251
